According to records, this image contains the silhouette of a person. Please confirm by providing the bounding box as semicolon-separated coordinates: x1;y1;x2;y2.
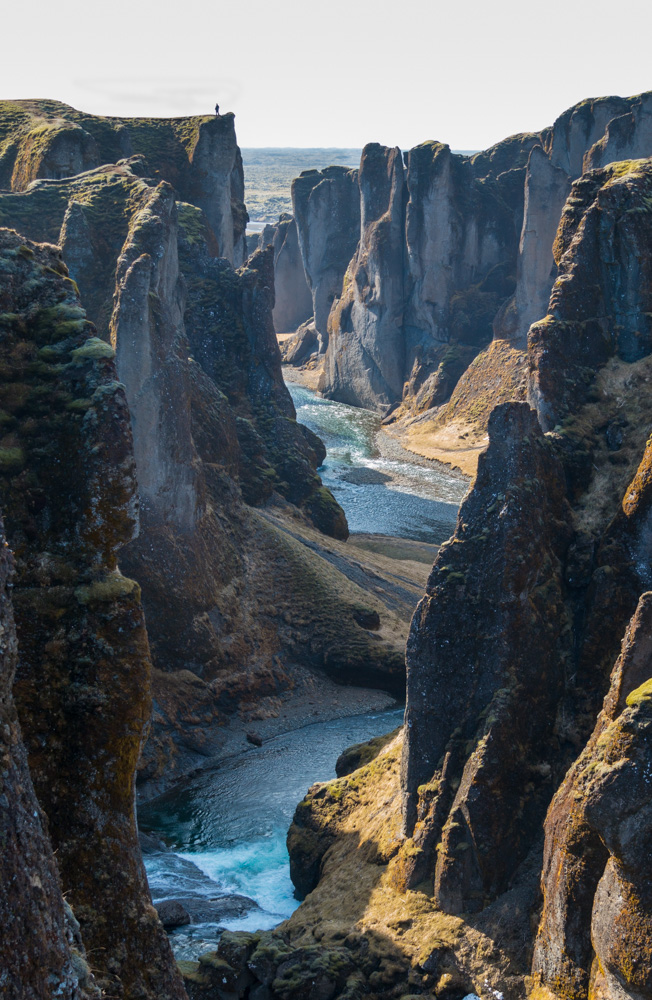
215;103;220;116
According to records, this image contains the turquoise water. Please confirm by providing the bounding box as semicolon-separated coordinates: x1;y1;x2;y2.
141;707;404;959
142;390;467;957
288;383;468;542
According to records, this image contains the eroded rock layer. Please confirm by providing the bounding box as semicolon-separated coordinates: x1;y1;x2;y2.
0;117;411;799
247;158;652;1000
0;99;247;262
0;230;185;999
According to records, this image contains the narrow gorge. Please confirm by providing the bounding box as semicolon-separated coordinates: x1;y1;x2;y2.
0;87;652;1000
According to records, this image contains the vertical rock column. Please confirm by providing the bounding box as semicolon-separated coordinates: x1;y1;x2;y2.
0;230;186;1000
323;145;406;409
399;402;573;910
533;592;652;1000
0;516;94;1000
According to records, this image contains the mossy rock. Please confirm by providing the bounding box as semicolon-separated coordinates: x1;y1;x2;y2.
335;727;401;777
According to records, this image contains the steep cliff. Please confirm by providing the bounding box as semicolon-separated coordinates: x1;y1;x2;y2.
399;156;652;909
274;93;652;480
237;158;652;1000
0;129;410;798
257;213;312;335
0;100;247;262
0;513;98;1000
396;94;652;470
289;164;360;355
0;229;185;999
533;592;652;1000
324;145;407;408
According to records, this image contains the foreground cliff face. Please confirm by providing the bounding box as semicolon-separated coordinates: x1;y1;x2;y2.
533;592;652;1000
229;158;652;1000
0;512;97;1000
0;230;185;998
0;99;247;263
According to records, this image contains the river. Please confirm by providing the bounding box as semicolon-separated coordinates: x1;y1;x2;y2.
141;384;467;959
287;383;467;543
141;707;404;959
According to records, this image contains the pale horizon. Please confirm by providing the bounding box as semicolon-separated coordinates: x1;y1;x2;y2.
2;0;652;153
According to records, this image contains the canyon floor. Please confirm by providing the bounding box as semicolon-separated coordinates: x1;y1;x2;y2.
281;353;484;478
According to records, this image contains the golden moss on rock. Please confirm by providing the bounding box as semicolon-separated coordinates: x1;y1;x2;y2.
0;99;247;262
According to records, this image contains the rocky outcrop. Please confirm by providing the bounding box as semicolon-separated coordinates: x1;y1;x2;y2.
323;145;406;408
533;592;652;1000
400;402;573;905
0;230;185;998
257;213;312;333
0;133;412;798
0;100;247;262
291;164;360;353
584;92;652;172
528;159;652;430
0;513;98;1000
248;157;652;1000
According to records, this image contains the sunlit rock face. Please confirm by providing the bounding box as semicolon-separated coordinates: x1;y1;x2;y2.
533;591;652;1000
398;155;652;948
0;229;186;1000
0;99;247;263
279;93;652;442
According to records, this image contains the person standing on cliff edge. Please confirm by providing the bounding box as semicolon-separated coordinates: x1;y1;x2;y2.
215;103;220;116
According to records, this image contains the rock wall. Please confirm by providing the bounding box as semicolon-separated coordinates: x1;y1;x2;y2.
257;214;312;334
324;145;407;408
533;591;652;1000
0;127;412;799
0;230;185;999
291;164;360;354
276;92;652;450
0;512;96;1000
250;157;652;1000
396;157;652;987
0;100;247;263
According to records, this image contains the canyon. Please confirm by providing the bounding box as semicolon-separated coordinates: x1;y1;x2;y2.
1;91;652;1000
277;92;652;474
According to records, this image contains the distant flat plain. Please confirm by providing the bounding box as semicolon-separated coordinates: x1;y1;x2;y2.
241;147;478;226
241;148;361;224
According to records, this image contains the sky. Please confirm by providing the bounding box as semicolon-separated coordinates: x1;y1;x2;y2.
2;0;652;151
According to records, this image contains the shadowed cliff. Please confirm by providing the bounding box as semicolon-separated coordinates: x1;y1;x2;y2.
0;106;413;799
0;229;186;999
234;158;652;1000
